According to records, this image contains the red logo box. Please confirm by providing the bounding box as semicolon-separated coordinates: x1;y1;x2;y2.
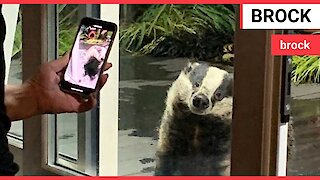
272;34;320;55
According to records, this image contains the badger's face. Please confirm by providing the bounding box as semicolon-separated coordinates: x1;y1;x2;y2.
179;62;233;115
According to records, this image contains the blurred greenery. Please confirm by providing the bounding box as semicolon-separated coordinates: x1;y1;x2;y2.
291;31;320;84
120;4;235;61
58;4;79;56
292;55;320;84
12;9;22;58
12;5;79;58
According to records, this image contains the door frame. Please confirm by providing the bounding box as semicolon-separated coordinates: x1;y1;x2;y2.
231;6;285;175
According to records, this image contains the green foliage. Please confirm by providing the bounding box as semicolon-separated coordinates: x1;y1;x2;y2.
12;10;22;58
58;4;79;56
292;55;320;84
221;43;234;64
12;5;79;58
120;4;151;25
120;4;235;60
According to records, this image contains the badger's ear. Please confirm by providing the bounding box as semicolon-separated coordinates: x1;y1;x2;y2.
183;62;193;74
213;73;233;101
226;73;233;97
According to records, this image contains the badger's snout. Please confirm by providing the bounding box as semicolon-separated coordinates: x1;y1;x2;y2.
192;94;210;110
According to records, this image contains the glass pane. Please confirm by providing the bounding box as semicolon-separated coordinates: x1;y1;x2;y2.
8;8;23;140
56;4;80;162
119;4;235;176
287;54;320;175
55;4;99;175
57;113;78;160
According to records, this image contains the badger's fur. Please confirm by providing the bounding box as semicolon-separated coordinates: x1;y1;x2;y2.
84;56;101;79
155;62;233;176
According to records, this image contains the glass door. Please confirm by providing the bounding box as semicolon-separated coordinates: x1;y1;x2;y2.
286;29;320;176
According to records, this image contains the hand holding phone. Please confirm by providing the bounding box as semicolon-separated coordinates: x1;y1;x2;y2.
60;17;117;96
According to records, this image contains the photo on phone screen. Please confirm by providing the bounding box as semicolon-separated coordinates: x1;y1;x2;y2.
64;23;114;90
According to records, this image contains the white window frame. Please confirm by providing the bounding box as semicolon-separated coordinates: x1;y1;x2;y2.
277;122;288;176
99;4;119;176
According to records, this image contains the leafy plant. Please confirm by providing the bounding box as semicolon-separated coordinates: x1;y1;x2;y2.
12;5;79;57
291;55;320;84
58;4;79;56
120;4;235;60
221;43;234;64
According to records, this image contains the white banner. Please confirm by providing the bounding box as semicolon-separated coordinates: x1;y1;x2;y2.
242;4;320;29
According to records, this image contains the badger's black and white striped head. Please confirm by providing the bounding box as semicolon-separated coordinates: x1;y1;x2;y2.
176;62;233;115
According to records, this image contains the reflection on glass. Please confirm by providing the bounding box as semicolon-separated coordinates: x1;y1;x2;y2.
287;53;320;175
57;4;79;161
56;4;80;162
118;55;174;176
287;90;320;175
8;9;22;140
57;113;78;160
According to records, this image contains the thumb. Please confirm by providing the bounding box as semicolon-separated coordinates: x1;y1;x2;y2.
97;62;112;90
97;73;109;91
49;52;70;72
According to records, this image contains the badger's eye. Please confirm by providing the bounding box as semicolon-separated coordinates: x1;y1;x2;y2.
187;66;192;73
195;82;201;88
214;91;223;101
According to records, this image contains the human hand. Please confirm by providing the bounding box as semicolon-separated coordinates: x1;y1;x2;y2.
25;53;112;114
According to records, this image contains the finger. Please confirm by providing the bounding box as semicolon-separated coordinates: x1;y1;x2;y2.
49;52;70;72
62;51;69;56
97;73;109;91
55;68;66;84
57;71;64;78
77;94;97;112
100;63;112;78
102;62;112;72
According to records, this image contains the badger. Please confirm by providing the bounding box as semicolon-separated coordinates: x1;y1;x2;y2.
155;62;233;176
84;56;101;79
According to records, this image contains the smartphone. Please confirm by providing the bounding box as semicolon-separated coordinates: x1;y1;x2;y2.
60;17;117;96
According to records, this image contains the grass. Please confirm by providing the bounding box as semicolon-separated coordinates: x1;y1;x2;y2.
13;5;235;63
291;55;320;84
120;4;235;60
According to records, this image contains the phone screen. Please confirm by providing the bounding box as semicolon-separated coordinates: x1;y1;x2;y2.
64;24;114;90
